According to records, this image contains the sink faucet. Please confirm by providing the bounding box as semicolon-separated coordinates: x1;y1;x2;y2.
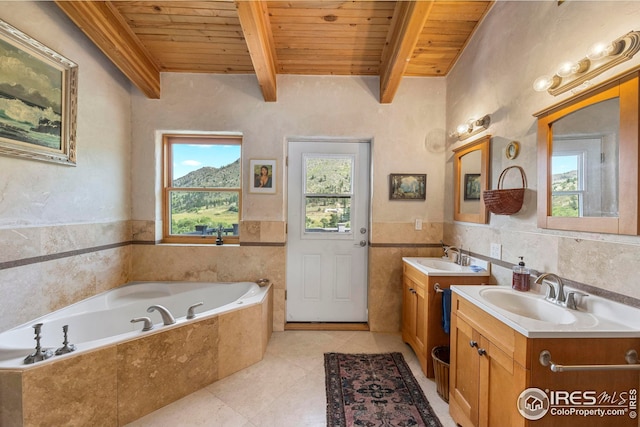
147;305;176;325
534;273;565;303
534;273;588;310
448;246;469;265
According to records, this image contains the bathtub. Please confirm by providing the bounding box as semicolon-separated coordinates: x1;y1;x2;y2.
0;281;273;427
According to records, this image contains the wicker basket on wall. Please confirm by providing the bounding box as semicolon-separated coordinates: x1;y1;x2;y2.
483;166;527;215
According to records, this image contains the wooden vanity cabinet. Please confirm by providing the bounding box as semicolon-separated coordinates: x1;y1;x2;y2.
450;293;528;427
450;292;640;427
401;262;488;378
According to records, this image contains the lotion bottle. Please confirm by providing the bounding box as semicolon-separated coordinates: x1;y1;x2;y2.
512;256;530;291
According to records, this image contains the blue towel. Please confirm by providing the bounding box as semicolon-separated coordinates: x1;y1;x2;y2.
442;289;452;334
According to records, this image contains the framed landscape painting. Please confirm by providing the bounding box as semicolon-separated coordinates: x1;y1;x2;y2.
389;173;426;200
0;19;78;165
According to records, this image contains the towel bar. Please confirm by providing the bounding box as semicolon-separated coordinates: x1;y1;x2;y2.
434;283;444;293
539;349;640;372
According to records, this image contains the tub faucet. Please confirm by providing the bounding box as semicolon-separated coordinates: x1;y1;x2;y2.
131;317;154;331
147;305;176;325
186;302;204;320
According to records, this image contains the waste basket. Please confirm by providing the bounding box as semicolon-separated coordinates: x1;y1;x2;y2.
431;346;450;402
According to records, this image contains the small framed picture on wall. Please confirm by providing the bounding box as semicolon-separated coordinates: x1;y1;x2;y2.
389;173;426;200
250;159;276;194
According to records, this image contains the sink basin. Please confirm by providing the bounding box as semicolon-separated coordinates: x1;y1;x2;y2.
402;257;490;277
452;285;640;338
479;288;577;324
416;258;468;272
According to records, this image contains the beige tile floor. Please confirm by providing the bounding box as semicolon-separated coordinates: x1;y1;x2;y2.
125;330;457;427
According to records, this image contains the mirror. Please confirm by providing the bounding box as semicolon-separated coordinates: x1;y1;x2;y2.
453;135;490;224
535;71;639;235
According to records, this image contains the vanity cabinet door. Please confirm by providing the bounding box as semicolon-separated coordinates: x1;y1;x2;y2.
478;336;527;427
450;313;480;427
450;295;527;427
402;273;426;364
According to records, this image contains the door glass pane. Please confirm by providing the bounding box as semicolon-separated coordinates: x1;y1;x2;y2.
169;191;239;235
304;156;353;194
305;196;351;232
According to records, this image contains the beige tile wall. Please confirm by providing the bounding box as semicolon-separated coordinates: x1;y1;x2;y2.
0;221;131;332
1;217;447;335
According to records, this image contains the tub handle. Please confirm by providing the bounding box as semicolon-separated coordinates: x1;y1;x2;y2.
131;317;154;331
186;302;204;320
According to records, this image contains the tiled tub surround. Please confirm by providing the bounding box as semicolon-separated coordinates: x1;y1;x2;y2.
0;282;273;427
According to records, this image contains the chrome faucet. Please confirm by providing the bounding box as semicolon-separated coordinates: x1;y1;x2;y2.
446;246;459;261
131;316;154;331
535;273;564;303
447;246;469;265
534;273;588;310
147;305;176;325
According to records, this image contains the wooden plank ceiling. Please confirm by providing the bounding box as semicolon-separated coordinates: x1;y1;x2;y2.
55;0;492;103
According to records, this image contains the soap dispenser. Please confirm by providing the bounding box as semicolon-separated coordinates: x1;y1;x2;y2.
512;257;530;292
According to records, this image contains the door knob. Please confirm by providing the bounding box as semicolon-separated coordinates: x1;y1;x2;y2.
360;227;367;234
359;240;367;247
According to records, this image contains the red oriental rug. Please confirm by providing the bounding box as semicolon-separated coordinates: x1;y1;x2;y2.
324;352;443;427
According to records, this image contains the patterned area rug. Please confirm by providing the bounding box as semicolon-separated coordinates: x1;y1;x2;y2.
325;352;443;427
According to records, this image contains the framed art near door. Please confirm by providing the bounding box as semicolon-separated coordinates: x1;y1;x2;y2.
389;173;426;200
250;159;276;194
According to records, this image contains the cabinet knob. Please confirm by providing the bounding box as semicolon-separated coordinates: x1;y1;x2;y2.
409;288;416;294
469;340;478;348
477;348;487;356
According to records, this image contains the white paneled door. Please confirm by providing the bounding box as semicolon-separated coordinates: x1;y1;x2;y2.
286;140;370;322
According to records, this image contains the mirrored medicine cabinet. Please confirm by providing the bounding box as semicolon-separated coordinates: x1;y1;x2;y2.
453;135;490;224
535;70;639;235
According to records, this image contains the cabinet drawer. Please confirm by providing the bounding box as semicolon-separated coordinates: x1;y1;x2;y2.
453;293;527;365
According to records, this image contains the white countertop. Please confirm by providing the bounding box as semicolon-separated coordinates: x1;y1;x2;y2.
451;285;640;338
402;256;490;277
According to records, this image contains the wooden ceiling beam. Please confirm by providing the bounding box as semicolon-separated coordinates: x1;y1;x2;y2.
235;0;278;102
379;1;434;104
55;1;161;99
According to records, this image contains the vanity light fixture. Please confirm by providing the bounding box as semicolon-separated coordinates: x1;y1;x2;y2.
533;30;640;96
451;114;491;141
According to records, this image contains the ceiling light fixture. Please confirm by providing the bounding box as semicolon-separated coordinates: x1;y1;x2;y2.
451;115;491;141
533;30;640;96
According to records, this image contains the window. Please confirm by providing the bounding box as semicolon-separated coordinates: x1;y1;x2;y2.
551;152;584;217
163;134;241;244
303;155;353;234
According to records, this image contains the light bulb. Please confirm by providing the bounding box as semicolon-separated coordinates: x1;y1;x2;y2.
556;61;578;78
533;75;555;92
456;123;470;135
586;41;615;60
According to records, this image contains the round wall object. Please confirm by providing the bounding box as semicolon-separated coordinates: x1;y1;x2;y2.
506;141;520;160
